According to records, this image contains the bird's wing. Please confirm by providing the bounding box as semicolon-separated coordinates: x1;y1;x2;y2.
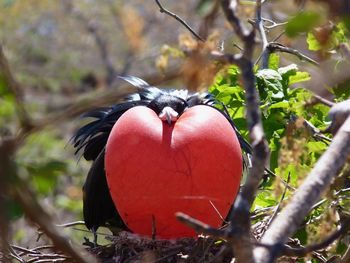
72;102;145;231
72;100;148;161
82;149;126;231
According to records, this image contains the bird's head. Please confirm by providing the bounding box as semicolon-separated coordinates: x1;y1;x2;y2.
148;93;188;125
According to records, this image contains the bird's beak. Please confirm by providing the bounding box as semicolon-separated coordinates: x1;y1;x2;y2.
159;106;179;125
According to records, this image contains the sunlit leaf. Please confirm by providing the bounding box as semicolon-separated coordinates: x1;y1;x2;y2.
289;71;311;85
307;32;322;51
268;53;280;70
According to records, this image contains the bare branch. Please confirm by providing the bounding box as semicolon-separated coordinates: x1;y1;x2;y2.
262;173;290;235
176;212;228;239
342;245;350;262
0;46;33;131
327;99;350;134
268;42;319;66
312;94;335;107
154;0;204;42
19;69;180;140
14;179;98;263
220;0;250;41
279;217;350;257
216;1;269;262
254;113;350;262
0;138;15;262
198;0;220;39
255;0;269;68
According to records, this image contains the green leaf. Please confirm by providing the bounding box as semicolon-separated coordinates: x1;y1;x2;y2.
56;195;82;212
342;17;350;32
307;32;321;51
307;141;327;153
268;53;280;70
278;64;298;79
333;23;348;44
5;198;23;220
289;71;311;85
285;11;321;37
28;160;67;194
254;190;277;208
269;101;289;109
195;0;215;17
256;69;284;98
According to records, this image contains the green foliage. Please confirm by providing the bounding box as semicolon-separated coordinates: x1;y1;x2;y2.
5;198;23;220
209;54;345;252
307;23;349;51
195;0;216;17
285;11;321;37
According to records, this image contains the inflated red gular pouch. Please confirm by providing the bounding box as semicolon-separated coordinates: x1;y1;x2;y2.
105;105;242;239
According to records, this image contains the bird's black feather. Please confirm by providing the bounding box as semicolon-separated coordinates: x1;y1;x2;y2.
82;149;127;231
72;75;251;233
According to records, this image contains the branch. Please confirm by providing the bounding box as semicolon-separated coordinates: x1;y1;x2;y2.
220;0;249;41
279;218;350;257
198;0;220;39
176;212;228;239
0;138;16;261
20;69;180;140
13;179;98;263
311;94;335;107
154;0;204;42
0;46;33;131
267;42;319;66
254;112;350;262
255;0;269;68
217;1;269;262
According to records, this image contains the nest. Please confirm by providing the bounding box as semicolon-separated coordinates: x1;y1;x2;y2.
87;231;233;263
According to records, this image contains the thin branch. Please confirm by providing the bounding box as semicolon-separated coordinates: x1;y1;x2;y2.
0;46;33;131
154;0;204;42
176;212;228;240
341;245;350;262
268;42;319;66
198;0;220;39
255;0;269;68
18;69;180;141
312;94;335;107
56;221;86;228
262;173;290;234
280;220;349;257
14;180;98;263
221;0;249;41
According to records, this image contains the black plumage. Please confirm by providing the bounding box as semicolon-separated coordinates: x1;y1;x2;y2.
72;76;251;235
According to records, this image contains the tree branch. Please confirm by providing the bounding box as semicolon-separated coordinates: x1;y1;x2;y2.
254;111;350;262
279;217;350;257
268;42;319;66
218;1;269;262
255;0;269;68
154;0;204;42
220;0;250;41
13;178;98;263
0;46;33;131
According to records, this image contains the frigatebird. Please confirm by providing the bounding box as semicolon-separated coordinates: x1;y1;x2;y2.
72;76;252;240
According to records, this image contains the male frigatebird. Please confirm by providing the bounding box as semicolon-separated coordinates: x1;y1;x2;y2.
72;76;251;239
